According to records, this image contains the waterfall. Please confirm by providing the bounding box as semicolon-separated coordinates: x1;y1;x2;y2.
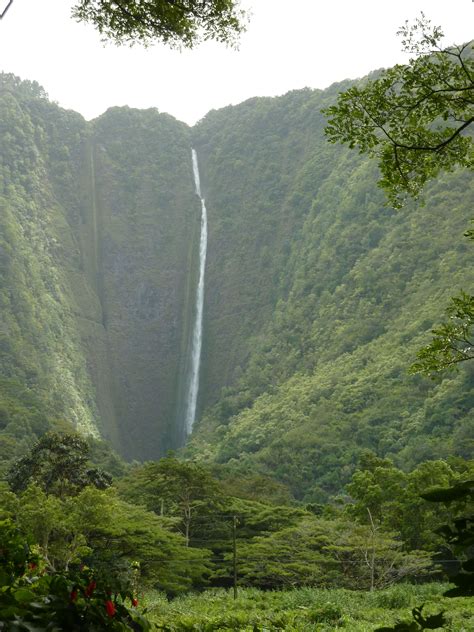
184;149;208;434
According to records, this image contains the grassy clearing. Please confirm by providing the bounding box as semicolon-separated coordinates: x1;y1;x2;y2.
144;583;474;631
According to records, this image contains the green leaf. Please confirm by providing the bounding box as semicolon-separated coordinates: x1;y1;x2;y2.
13;587;36;603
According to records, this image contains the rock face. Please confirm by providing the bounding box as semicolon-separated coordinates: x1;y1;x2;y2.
88;108;196;459
0;76;198;461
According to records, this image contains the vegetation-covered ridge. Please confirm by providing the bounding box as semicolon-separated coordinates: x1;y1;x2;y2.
0;73;100;465
187;85;473;500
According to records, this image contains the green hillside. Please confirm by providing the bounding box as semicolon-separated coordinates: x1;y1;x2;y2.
0;74;100;465
0;73;472;496
188;87;473;499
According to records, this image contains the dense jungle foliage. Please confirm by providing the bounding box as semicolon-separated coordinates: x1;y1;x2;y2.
1;434;473;630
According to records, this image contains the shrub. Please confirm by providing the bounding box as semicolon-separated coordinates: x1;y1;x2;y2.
308;601;344;624
0;519;152;631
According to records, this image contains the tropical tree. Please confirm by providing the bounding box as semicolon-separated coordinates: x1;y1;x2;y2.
346;454;459;552
323;518;432;592
0;480;210;592
6;431;112;498
421;479;474;598
231;516;337;589
376;478;474;631
117;457;227;546
324;13;474;209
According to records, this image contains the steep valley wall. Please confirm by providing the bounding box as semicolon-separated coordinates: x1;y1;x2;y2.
0;77;200;461
88;109;196;459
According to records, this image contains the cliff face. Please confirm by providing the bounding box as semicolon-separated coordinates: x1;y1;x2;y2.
0;76;197;461
88;108;196;459
1;74;472;489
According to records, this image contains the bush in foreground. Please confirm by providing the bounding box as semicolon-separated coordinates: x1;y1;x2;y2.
0;519;152;631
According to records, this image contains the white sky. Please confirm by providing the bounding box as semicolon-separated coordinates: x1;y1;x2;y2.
0;0;472;125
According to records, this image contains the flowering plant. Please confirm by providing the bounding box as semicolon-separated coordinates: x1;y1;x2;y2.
0;519;152;630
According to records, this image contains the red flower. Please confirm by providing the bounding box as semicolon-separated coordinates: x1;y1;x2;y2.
131;598;138;607
85;580;96;597
28;562;37;570
105;600;116;617
70;590;78;602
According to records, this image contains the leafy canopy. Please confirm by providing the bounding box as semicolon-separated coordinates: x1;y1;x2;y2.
324;14;474;208
71;0;247;47
6;432;112;498
410;291;474;376
0;1;246;48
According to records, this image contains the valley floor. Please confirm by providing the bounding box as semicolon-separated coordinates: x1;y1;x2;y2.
146;583;474;631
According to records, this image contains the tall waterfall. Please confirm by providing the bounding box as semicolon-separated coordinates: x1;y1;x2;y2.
184;149;208;434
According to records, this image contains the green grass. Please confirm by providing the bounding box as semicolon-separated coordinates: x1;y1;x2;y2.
144;583;474;631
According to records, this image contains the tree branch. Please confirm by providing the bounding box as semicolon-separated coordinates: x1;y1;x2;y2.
393;145;410;186
391;116;474;152
0;0;14;19
112;0;165;31
402;85;474;116
443;42;474;84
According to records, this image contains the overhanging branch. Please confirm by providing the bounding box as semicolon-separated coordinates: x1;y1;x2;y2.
385;116;474;153
0;0;14;19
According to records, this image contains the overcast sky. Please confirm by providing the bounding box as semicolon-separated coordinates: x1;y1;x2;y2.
0;0;472;125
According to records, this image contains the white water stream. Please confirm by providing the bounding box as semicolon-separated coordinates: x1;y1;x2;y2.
184;149;208;434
